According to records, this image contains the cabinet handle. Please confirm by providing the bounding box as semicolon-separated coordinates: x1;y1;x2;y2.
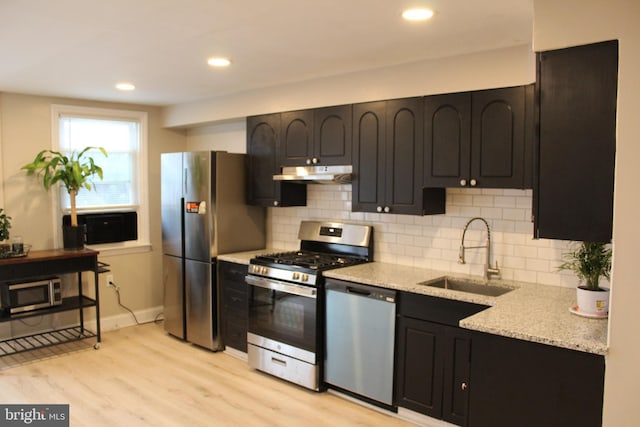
470;179;477;187
271;357;287;367
306;158;312;165
376;206;383;213
273;201;279;207
383;206;390;213
461;382;468;391
460;179;467;187
312;157;319;164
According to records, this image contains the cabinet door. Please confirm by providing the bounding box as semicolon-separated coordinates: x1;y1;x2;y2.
535;41;617;242
424;92;471;188
385;97;424;215
314;105;352;165
280;110;314;166
219;261;249;352
246;114;307;207
471;86;526;189
468;331;605;427
395;316;444;419
247;114;280;205
441;326;471;426
352;101;386;213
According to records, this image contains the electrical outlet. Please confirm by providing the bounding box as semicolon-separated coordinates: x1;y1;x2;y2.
106;274;114;287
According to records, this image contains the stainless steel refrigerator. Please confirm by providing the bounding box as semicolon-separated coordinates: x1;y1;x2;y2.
161;151;265;350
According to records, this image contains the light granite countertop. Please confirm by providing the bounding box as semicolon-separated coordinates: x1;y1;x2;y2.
218;251;608;355
324;262;608;355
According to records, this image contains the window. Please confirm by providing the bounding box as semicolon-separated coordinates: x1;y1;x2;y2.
51;105;149;253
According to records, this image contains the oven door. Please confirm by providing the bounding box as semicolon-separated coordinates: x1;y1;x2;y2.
246;275;318;355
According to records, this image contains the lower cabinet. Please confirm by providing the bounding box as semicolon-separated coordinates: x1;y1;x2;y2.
395;292;488;426
396;317;471;425
468;331;605;427
218;261;249;352
395;293;605;427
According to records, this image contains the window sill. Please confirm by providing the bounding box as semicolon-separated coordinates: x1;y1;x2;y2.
85;242;152;257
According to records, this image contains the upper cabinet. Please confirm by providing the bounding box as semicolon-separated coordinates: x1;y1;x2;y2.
246;114;307;207
279;105;352;167
424;85;534;189
279;110;313;166
534;41;618;242
353;98;445;215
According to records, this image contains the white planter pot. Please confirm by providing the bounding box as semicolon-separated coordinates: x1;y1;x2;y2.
576;286;610;316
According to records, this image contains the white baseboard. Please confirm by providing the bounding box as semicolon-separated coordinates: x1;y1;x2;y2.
396;408;457;427
84;305;164;332
326;390;456;427
224;346;248;362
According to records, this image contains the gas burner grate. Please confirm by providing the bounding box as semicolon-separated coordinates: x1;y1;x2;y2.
254;251;364;270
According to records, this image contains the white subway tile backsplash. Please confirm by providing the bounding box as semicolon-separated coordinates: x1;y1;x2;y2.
266;186;579;288
472;195;494;207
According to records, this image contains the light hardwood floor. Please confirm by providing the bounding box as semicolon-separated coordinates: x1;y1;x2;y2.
0;322;414;426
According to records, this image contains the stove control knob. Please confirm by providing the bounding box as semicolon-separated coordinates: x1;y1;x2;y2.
292;272;300;280
261;267;268;275
301;274;309;282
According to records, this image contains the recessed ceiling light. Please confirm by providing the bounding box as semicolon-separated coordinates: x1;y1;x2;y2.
115;82;135;91
402;8;434;21
207;57;231;67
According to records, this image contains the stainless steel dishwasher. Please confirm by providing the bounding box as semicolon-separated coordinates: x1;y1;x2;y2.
324;278;397;407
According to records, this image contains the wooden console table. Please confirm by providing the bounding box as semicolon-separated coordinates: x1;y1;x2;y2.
0;249;101;355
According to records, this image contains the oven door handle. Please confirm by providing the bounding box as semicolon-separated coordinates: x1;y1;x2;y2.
245;275;317;299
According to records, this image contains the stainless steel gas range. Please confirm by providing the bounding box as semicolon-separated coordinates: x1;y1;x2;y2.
245;220;373;391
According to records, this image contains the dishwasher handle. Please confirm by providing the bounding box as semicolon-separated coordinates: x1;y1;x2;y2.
325;278;396;303
346;286;371;297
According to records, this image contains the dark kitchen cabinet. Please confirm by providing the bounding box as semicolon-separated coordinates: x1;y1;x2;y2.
246;114;306;207
424;85;534;189
219;261;249;352
280;110;313;166
395;292;488;426
313;105;352;165
534;40;618;242
353;98;445;215
279;105;352;167
468;331;605;427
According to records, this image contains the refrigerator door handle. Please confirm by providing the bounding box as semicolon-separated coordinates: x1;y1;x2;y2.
184;168;188;194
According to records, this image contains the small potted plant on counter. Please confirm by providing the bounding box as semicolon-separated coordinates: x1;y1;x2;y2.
559;241;612;318
0;209;12;255
22;147;107;250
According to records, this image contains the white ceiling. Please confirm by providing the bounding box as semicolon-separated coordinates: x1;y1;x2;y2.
0;0;533;107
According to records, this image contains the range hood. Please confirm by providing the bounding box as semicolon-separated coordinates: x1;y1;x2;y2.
273;165;352;184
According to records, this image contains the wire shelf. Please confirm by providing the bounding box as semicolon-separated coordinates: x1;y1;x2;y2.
0;326;96;357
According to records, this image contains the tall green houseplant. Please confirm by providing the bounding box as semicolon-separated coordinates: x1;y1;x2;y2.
22;147;107;248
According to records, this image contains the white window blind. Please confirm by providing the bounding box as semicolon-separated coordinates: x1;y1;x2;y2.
58;116;139;211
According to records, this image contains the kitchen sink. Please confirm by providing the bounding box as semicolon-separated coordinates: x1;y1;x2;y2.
421;277;514;297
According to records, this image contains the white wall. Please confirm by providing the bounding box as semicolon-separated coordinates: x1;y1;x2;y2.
185;120;246;153
532;1;640;425
165;44;535;127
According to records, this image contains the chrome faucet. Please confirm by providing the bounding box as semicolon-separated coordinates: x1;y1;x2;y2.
459;217;500;282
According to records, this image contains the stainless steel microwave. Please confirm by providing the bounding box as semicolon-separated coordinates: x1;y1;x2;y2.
0;277;63;314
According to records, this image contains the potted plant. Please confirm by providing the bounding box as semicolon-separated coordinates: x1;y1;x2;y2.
559;241;612;317
0;209;11;255
22;147;107;250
